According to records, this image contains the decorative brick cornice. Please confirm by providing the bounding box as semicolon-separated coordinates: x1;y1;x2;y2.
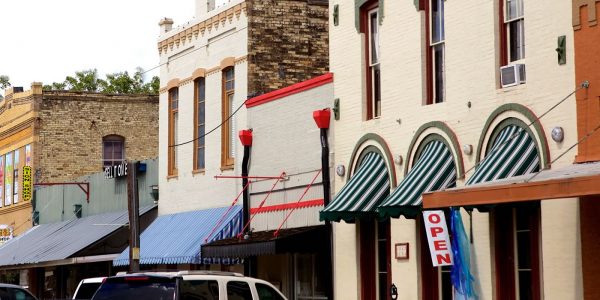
159;56;248;92
158;2;247;55
573;0;600;29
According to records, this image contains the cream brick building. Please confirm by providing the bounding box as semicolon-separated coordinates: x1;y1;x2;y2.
157;0;329;216
327;0;581;299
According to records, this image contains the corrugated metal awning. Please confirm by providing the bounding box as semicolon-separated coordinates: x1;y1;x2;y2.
320;152;390;222
378;140;456;218
113;205;243;266
0;206;156;267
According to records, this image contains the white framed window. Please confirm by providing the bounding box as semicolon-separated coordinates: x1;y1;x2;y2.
368;8;382;118
505;0;525;62
429;0;445;104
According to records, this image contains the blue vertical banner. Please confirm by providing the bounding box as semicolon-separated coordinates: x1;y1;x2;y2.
450;208;477;299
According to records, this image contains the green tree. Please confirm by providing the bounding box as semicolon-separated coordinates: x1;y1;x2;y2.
0;75;10;90
42;68;159;95
64;69;102;92
42;82;67;91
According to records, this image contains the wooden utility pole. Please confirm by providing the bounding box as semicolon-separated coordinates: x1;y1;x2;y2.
127;161;141;272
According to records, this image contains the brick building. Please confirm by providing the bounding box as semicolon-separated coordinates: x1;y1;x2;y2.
124;0;329;274
0;83;158;238
325;0;583;299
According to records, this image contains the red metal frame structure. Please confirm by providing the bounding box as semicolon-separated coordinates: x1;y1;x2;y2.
33;182;90;203
204;181;251;243
237;172;286;239
273;169;322;237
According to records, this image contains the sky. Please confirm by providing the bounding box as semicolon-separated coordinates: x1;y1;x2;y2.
0;0;195;95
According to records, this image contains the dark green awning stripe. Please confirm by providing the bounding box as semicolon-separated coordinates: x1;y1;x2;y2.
378;140;456;218
320;152;390;222
466;125;540;185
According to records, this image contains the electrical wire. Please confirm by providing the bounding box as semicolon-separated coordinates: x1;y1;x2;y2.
525;122;600;183
458;81;589;180
169;96;250;148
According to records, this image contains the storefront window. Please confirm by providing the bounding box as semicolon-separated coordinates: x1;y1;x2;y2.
13;149;19;204
4;152;12;206
295;254;327;300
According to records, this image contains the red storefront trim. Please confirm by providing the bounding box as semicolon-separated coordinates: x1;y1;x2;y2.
246;73;333;108
250;199;324;214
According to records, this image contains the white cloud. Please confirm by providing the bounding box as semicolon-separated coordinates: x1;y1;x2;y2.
0;0;194;93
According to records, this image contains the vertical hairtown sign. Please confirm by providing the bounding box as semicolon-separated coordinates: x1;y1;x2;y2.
22;166;32;202
104;161;128;179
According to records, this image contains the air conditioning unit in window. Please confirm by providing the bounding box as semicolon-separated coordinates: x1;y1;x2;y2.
500;64;526;88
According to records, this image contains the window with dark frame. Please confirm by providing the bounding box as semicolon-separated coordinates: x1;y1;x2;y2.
503;0;525;63
426;0;445;104
168;88;179;176
194;78;206;171
361;0;381;120
221;67;235;168
377;220;391;300
493;203;541;300
103;135;125;168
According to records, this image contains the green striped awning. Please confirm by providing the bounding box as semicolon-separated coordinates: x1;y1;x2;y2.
378;140;456;218
320;152;390;222
467;125;540;185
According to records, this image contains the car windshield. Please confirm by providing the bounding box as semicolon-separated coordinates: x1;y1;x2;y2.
91;276;176;300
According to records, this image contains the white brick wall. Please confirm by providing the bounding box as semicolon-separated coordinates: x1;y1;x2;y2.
330;0;578;299
247;82;334;231
158;3;249;215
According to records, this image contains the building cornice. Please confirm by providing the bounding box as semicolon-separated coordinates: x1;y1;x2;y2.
157;2;247;56
158;56;248;94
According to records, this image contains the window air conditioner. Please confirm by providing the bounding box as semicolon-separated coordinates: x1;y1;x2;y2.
500;64;526;88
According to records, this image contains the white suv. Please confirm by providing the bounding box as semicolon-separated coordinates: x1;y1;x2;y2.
91;271;286;300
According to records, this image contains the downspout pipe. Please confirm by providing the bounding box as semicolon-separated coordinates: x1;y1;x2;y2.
313;109;333;300
239;129;255;277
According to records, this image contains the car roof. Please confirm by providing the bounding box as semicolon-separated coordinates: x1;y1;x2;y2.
110;271;273;284
79;277;106;283
0;283;27;289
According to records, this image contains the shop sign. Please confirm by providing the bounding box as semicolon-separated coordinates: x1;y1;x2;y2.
22;166;32;202
423;210;454;267
104;161;128;179
0;224;13;245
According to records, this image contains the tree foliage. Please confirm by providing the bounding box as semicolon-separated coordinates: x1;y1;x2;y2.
43;68;159;95
0;75;10;90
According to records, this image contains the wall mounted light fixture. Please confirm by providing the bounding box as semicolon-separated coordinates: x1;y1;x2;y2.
335;164;345;177
551;126;564;142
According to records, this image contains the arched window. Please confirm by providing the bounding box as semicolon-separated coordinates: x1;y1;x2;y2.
103;135;125;167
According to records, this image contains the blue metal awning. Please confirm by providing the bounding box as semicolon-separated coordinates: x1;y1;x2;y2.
0;206;156;267
113;205;243;266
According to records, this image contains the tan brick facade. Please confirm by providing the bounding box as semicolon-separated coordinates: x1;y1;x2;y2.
0;84;158;236
36;91;158;182
247;0;329;95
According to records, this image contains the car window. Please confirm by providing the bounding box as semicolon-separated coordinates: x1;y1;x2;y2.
255;284;284;300
0;287;37;300
91;276;176;300
10;288;36;300
74;282;102;299
226;281;252;300
180;280;219;300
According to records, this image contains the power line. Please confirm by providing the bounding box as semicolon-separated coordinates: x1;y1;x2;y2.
169;95;252;148
525;121;600;183
458;81;589;180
